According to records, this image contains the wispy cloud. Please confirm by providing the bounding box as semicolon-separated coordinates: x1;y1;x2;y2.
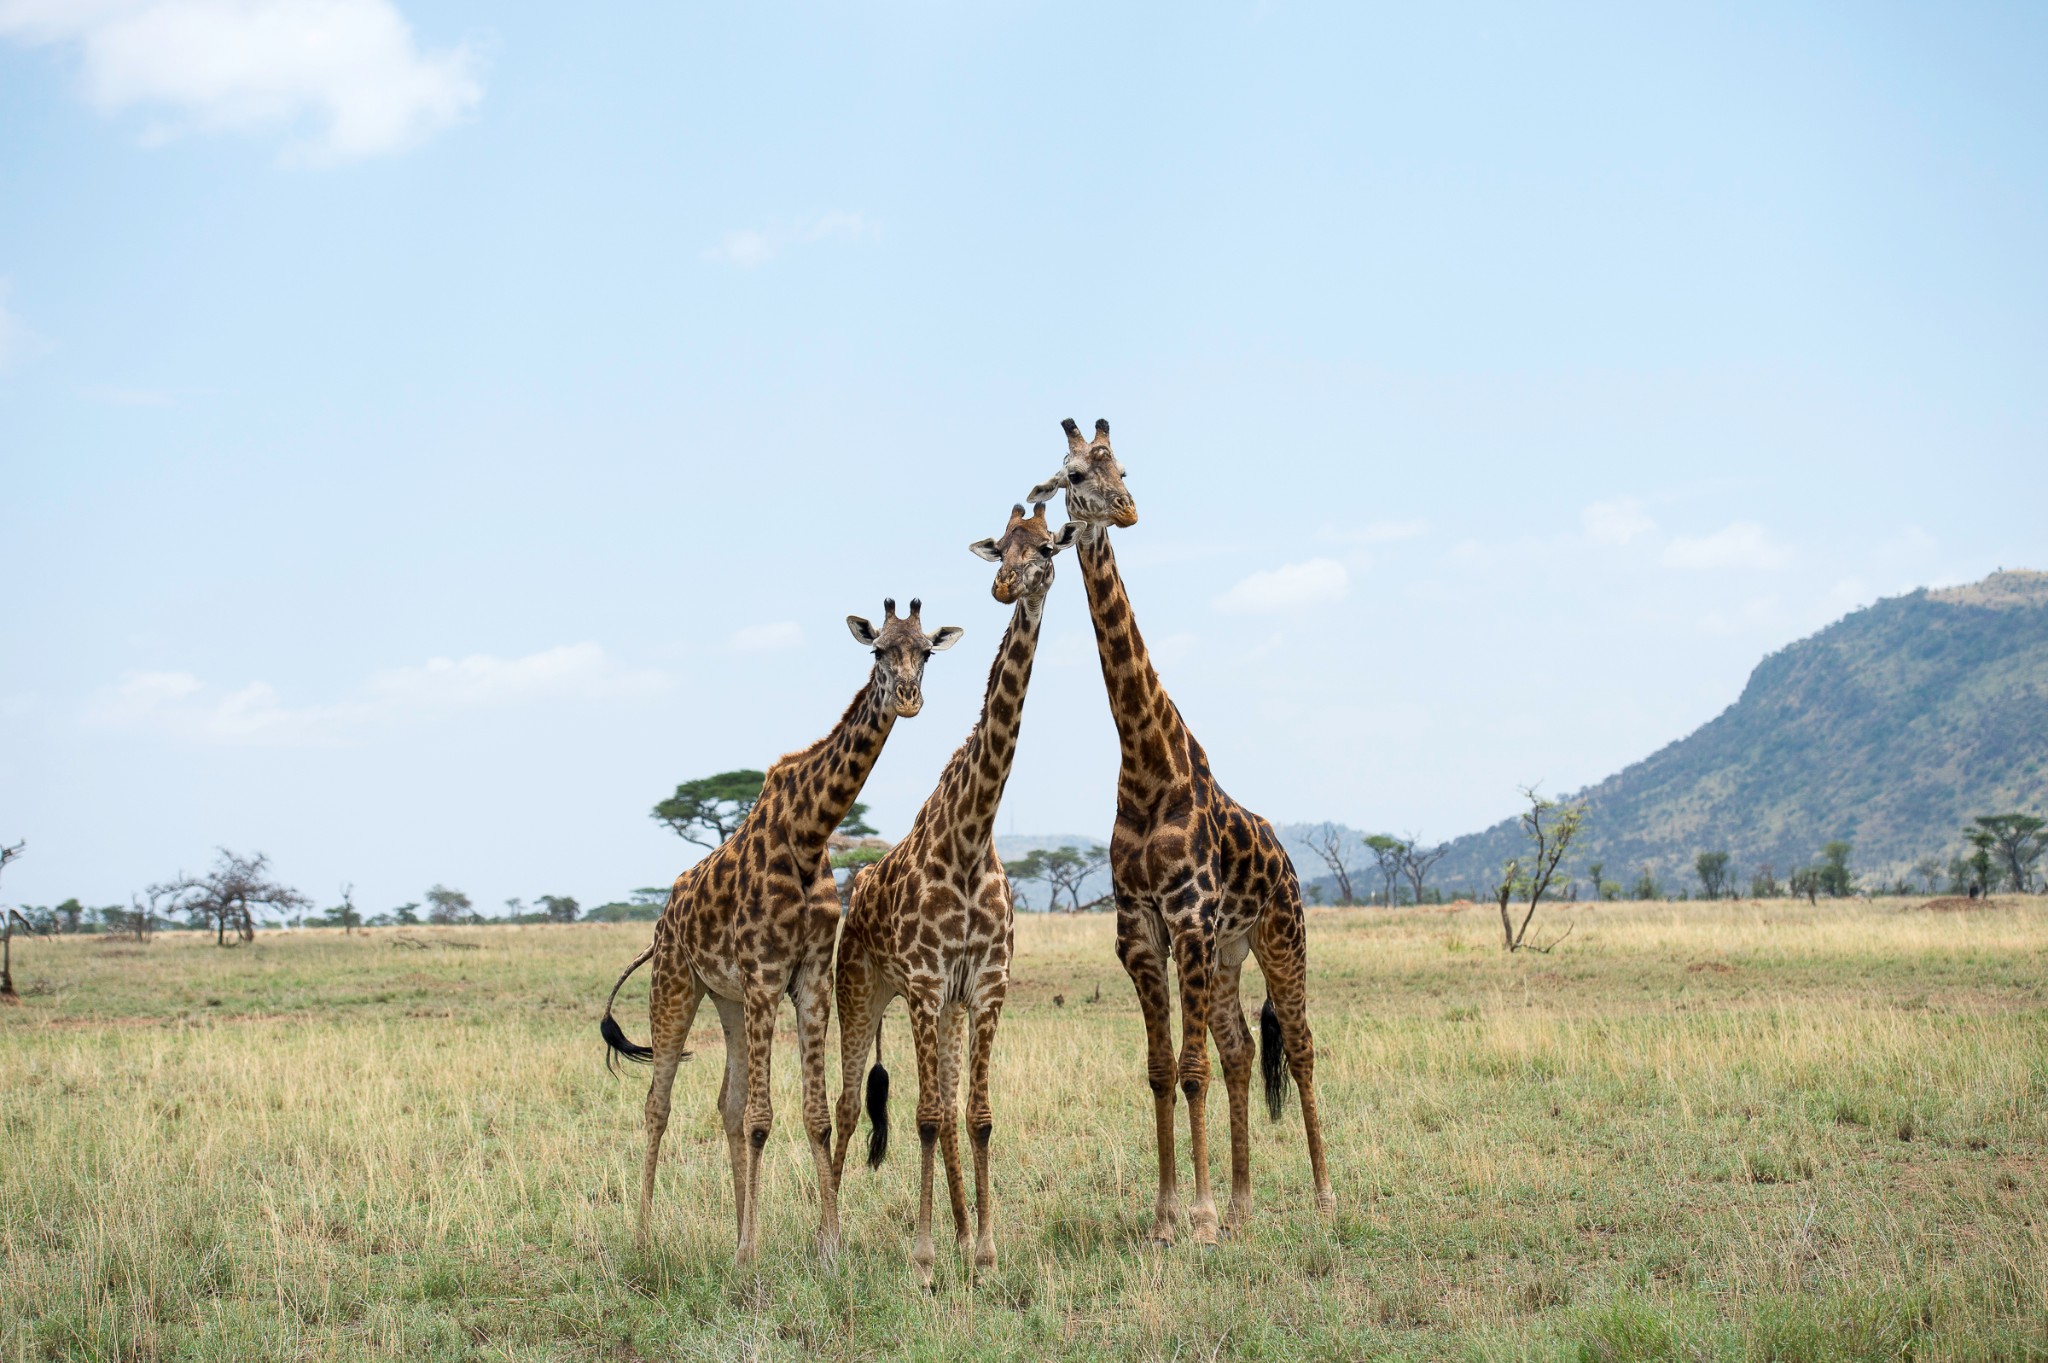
1582;497;1654;546
1214;558;1349;614
0;0;484;163
723;621;803;653
703;211;874;268
1661;522;1790;570
91;643;665;746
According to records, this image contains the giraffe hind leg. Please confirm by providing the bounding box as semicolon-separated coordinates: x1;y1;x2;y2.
637;975;703;1249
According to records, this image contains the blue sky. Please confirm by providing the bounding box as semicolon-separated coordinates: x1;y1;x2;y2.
2;1;2043;915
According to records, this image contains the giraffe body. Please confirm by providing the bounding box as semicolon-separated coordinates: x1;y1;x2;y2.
830;504;1075;1287
600;599;961;1264
1026;418;1336;1245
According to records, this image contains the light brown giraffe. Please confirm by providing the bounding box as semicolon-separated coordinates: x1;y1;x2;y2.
1025;418;1335;1246
828;502;1077;1287
599;598;963;1263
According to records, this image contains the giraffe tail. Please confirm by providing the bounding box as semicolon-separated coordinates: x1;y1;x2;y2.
864;1016;890;1169
599;943;657;1075
1260;997;1290;1121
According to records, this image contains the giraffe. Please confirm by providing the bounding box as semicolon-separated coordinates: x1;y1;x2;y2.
1024;418;1336;1247
599;597;963;1264
828;502;1077;1288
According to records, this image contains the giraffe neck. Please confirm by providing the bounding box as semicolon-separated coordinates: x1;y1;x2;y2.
778;675;898;863
1076;525;1190;784
931;593;1046;861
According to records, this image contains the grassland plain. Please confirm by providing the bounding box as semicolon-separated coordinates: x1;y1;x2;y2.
2;900;2044;1362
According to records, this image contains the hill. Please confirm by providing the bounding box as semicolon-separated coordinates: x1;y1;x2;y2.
1428;569;2048;893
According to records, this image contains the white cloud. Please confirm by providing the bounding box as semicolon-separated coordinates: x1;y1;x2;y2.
1581;497;1654;546
365;643;665;706
723;621;803;653
703;211;874;268
1214;558;1349;614
0;0;483;163
92;643;665;745
1660;522;1791;570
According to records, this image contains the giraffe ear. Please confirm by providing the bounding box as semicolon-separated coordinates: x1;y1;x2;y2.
1024;472;1066;505
1048;522;1080;554
847;616;879;647
968;538;1002;562
927;626;964;652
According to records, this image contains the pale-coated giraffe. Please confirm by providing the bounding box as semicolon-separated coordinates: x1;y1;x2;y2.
1024;418;1336;1246
599;598;963;1264
829;503;1077;1287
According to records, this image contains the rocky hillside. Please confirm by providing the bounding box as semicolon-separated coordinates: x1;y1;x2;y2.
1429;570;2048;892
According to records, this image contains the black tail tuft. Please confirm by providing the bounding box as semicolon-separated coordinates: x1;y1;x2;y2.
600;1012;653;1076
864;1063;890;1168
1259;998;1289;1121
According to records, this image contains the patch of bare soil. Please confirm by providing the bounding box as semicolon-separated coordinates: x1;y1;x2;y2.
1686;960;1737;974
1916;896;2016;913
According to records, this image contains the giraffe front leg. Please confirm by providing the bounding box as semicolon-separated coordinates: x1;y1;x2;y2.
792;959;839;1264
1173;921;1220;1247
1117;906;1180;1246
936;1002;971;1261
965;977;1007;1276
830;943;878;1187
736;987;781;1264
1211;938;1256;1236
905;992;944;1291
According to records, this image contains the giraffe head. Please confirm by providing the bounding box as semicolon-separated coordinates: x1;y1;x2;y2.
1025;417;1137;529
969;502;1079;604
845;597;961;718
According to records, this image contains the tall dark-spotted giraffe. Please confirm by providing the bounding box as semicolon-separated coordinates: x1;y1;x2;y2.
1025;418;1335;1246
831;502;1077;1286
599;598;962;1264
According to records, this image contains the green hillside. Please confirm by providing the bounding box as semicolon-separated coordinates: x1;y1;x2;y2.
1433;570;2048;893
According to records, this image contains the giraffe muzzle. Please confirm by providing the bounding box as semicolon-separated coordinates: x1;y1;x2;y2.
1111;503;1139;528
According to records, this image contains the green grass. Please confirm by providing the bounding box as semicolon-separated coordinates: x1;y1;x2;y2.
4;898;2045;1360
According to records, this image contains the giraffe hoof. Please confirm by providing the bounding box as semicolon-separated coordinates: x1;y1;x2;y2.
1315;1190;1338;1216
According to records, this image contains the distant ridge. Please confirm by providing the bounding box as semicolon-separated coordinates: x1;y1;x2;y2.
1430;570;2048;891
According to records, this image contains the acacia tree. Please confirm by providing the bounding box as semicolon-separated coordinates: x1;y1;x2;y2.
152;849;310;946
1364;835;1406;907
651;769;766;849
1004;845;1109;912
1301;823;1359;905
1401;836;1449;907
1970;814;2046;894
1694;851;1731;900
424;885;474;925
1493;789;1586;952
2;838;33;998
537;894;580;923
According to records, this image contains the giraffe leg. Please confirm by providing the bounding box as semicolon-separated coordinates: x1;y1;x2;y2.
1257;916;1335;1214
711;994;750;1248
830;943;878;1186
1210;938;1256;1235
1116;905;1180;1245
737;985;781;1264
636;974;703;1249
792;957;839;1263
936;1001;970;1259
1172;920;1221;1247
905;990;944;1290
965;972;1007;1276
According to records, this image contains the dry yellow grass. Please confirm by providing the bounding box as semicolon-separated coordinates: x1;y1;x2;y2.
3;898;2044;1360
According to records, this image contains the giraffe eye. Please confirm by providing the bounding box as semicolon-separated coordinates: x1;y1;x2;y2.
1067;471;1085;485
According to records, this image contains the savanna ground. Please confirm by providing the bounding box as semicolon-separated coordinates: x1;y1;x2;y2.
3;898;2044;1362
